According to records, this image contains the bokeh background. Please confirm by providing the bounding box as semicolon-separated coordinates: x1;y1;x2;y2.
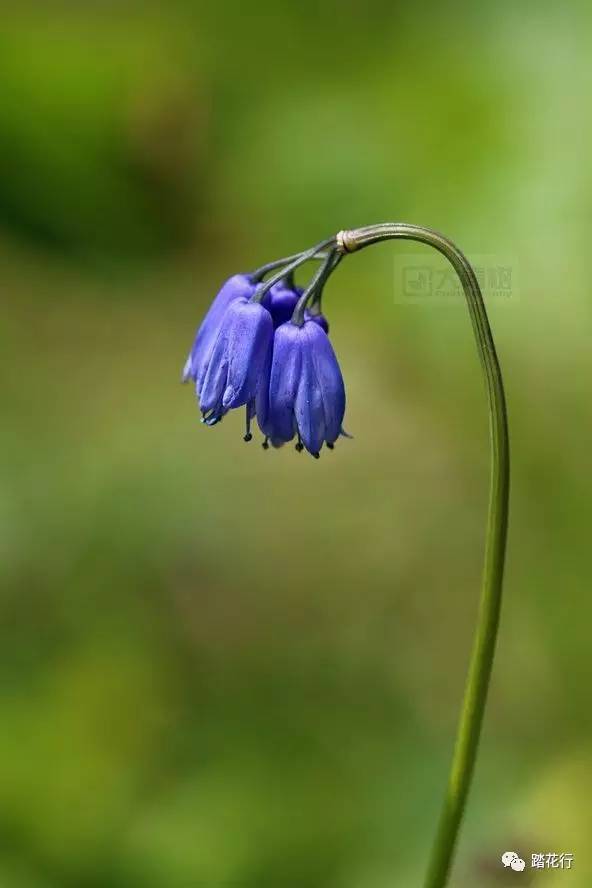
1;2;590;886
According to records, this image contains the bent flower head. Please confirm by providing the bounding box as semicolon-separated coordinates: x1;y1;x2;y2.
182;243;348;457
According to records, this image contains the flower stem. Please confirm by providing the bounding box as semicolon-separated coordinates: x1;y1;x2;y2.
251;236;337;302
252;250;330;281
337;223;510;888
292;249;341;326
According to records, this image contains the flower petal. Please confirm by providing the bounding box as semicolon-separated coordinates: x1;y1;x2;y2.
294;350;326;455
264;322;302;443
264;282;300;328
305;322;345;444
199;323;230;417
183;274;256;390
222;301;273;408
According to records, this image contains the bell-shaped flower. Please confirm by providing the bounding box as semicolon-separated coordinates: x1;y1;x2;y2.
262;281;300;328
262;280;331;333
258;319;346;457
183;274;257;392
199;298;273;425
263;282;330;331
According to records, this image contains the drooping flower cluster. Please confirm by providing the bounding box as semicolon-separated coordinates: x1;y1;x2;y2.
182;241;347;457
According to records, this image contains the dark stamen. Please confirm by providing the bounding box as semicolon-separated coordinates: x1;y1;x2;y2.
244;407;252;441
312;451;320;459
327;442;334;450
262;437;270;450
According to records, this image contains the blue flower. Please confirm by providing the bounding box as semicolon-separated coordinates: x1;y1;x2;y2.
183;274;257;391
263;281;299;328
257;319;346;456
262;282;330;332
199;297;273;425
183;246;345;450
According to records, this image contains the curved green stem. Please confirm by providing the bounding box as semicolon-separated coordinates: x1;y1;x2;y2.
337;223;510;888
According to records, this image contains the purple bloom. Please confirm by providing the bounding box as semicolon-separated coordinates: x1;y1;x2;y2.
262;281;300;327
182;247;346;450
200;298;273;424
258;319;346;456
183;274;257;392
262;281;330;332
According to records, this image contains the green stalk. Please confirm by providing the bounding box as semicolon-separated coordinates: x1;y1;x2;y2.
337;224;510;888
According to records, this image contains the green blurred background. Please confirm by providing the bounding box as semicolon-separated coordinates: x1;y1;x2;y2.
1;2;590;886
